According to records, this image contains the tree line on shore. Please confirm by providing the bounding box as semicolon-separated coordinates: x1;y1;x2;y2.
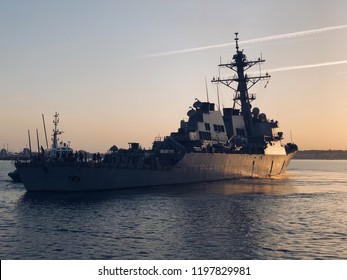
294;150;347;160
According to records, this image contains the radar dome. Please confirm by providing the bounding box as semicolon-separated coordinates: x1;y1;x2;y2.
187;108;196;117
259;113;267;122
252;107;260;116
193;99;202;109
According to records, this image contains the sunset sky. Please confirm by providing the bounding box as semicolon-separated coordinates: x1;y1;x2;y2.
1;0;347;152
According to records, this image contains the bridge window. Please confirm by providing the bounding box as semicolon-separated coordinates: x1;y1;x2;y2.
205;123;211;131
199;131;212;140
213;124;225;133
236;128;245;136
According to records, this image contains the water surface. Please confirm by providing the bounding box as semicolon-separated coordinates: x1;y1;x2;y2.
1;160;346;259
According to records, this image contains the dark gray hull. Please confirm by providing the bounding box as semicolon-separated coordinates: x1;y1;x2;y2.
16;152;295;192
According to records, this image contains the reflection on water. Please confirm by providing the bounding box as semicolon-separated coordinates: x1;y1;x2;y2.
1;160;347;259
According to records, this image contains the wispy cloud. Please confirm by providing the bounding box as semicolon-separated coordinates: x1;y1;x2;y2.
144;25;347;57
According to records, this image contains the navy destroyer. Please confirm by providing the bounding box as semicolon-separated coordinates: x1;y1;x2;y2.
14;33;298;191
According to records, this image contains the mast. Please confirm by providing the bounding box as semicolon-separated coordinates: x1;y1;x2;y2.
212;33;271;138
52;112;62;149
36;129;40;154
42;114;49;149
205;76;210;102
28;129;32;159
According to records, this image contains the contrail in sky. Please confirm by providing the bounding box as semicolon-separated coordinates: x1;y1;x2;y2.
145;24;347;57
219;59;347;80
269;60;347;73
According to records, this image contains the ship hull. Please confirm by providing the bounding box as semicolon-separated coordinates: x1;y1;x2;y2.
16;152;295;192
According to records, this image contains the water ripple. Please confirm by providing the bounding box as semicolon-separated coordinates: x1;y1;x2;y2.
1;160;347;259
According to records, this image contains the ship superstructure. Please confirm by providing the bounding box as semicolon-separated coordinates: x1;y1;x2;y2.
45;112;73;160
13;33;298;191
163;33;295;157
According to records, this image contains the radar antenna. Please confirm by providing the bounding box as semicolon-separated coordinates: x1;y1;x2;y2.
211;33;271;137
234;32;239;51
52;112;63;149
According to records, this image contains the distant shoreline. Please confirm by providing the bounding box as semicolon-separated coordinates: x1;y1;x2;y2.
294;150;347;160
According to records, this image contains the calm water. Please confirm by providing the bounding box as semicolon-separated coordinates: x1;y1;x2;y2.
0;160;346;260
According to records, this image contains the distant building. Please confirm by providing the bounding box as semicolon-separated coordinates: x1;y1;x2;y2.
0;148;7;157
22;148;30;157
